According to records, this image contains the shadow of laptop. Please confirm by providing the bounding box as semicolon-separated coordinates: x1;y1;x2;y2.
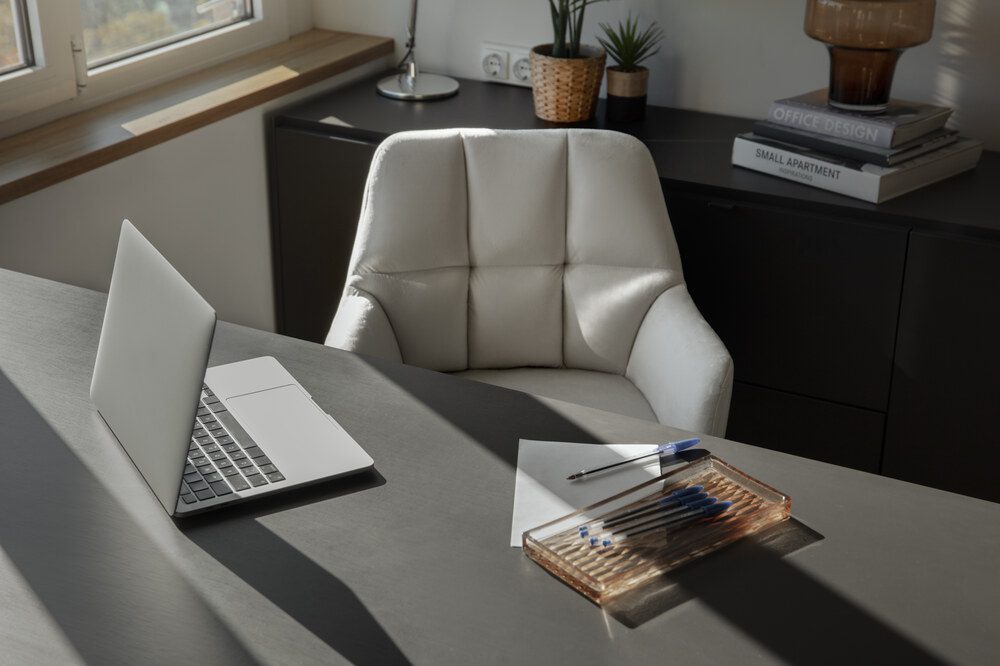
0;370;259;664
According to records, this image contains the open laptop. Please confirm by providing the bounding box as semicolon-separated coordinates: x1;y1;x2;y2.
91;220;374;516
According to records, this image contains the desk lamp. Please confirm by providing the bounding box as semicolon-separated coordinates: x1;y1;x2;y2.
376;0;460;101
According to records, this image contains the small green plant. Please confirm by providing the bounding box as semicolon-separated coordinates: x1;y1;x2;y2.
548;0;606;58
597;14;664;71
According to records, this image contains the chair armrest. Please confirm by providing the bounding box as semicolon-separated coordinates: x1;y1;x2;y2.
325;288;402;363
625;285;734;437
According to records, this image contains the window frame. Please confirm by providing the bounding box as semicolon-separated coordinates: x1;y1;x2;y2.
0;1;80;121
0;0;288;125
0;0;34;75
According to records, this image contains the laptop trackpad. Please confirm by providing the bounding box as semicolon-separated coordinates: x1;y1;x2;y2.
227;385;373;479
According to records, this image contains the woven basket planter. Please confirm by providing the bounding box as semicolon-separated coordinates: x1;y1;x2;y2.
530;44;606;123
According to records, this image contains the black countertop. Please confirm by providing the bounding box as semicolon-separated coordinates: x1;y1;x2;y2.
277;72;1000;241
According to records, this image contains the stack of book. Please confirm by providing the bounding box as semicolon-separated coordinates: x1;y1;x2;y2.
731;89;983;203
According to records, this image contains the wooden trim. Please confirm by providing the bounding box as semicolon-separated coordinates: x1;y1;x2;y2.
0;30;393;205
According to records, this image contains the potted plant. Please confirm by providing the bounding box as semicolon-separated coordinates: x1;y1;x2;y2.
530;1;607;123
598;15;663;122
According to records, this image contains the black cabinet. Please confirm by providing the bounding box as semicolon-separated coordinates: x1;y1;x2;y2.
669;193;906;472
728;383;885;472
272;128;377;343
669;193;907;412
883;232;1000;502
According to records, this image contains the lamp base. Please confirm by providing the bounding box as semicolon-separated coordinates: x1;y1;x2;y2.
827;99;890;115
376;73;459;101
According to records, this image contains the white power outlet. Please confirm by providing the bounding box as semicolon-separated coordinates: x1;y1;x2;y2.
510;51;532;86
480;44;509;81
481;42;532;87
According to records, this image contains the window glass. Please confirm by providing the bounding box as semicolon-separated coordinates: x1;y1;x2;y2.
0;0;30;76
82;0;252;67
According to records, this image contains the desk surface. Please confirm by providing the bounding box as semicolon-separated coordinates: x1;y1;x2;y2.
1;267;998;665
278;73;1000;242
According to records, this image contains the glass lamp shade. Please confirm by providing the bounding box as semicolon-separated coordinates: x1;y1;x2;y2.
805;0;936;113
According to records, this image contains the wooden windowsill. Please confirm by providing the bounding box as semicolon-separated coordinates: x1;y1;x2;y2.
0;30;393;205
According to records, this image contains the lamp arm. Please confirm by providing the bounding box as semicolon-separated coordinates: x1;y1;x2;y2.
406;0;418;51
397;0;419;78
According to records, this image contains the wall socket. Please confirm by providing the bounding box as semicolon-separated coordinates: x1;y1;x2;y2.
480;44;508;81
480;42;532;87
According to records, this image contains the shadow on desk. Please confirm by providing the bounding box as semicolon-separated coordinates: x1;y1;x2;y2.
354;353;607;466
0;371;259;664
357;355;949;665
602;517;826;628
665;531;946;665
179;471;413;666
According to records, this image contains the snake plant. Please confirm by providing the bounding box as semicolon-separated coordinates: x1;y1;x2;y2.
597;14;664;70
548;0;606;58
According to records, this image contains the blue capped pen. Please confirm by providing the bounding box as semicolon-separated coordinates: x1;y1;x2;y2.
578;486;708;538
592;501;734;548
566;438;701;481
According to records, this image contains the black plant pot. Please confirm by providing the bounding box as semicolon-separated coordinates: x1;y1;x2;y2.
605;66;649;123
606;94;648;123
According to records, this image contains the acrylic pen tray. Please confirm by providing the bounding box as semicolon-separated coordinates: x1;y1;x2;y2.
523;455;791;605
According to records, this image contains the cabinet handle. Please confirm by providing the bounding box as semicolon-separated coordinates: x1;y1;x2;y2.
706;200;735;211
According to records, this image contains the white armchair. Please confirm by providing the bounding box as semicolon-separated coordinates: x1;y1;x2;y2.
327;129;733;436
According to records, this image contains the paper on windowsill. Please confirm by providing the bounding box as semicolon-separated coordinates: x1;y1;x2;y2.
319;115;353;127
510;439;662;547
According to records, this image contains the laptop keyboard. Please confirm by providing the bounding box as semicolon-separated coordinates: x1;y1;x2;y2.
178;385;285;506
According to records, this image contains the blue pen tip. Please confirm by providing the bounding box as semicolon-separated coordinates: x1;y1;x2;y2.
685;496;715;510
702;501;733;517
679;492;708;505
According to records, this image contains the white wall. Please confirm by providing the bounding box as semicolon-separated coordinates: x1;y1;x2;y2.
0;58;390;332
286;0;316;35
315;0;1000;149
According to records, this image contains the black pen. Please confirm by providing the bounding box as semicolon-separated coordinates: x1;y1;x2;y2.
566;438;700;480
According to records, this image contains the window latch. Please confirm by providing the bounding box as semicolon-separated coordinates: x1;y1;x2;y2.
71;37;87;94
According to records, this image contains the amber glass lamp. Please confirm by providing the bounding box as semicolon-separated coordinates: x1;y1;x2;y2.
805;0;935;113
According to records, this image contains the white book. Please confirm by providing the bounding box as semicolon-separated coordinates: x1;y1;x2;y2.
731;133;983;204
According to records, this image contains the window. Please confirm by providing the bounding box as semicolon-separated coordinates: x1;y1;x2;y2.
0;3;78;122
0;0;31;75
82;0;252;68
0;0;287;124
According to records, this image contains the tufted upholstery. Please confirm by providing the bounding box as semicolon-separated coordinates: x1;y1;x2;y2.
327;129;734;436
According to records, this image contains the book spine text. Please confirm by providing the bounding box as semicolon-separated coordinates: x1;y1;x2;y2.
767;103;892;148
731;137;880;203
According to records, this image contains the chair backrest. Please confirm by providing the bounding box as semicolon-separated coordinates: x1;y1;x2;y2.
343;128;684;374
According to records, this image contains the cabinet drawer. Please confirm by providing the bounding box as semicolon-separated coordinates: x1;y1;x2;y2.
272;127;378;342
727;382;885;472
883;232;1000;502
668;192;907;412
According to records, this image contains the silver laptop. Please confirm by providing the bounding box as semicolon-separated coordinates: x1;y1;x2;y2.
91;220;374;516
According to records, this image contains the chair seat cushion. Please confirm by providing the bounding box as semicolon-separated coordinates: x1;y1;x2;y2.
452;368;658;422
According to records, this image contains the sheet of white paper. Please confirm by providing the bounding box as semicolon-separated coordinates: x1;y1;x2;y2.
510;439;661;547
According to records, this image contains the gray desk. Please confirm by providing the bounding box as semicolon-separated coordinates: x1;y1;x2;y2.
0;267;997;665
